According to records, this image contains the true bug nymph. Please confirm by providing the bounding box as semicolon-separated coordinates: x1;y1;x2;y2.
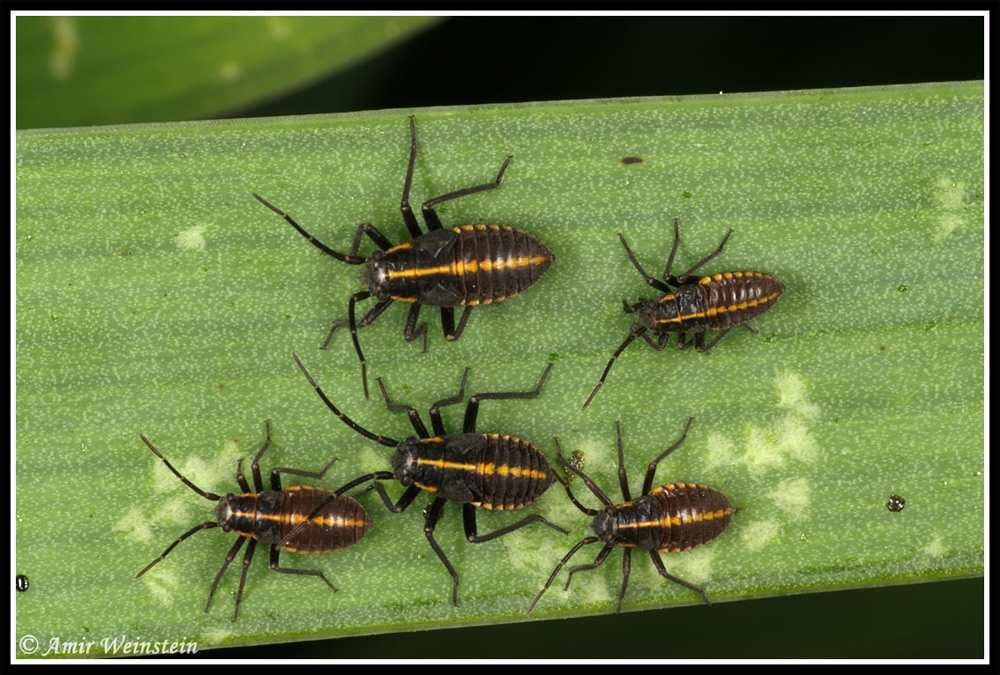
583;218;784;409
137;420;375;621
290;352;567;605
526;418;734;615
255;117;555;398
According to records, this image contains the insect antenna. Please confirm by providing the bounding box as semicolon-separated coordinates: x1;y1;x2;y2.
292;352;399;448
252;193;367;265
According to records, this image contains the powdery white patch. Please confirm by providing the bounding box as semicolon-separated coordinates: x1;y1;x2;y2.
774;415;818;463
743;424;786;474
174;225;207;252
703;430;738;470
112;505;154;544
923;536;947;558
768;477;811;521
774;370;820;419
141;567;180;606
667;546;716;585
741;518;781;552
933;177;967;241
200;628;233;651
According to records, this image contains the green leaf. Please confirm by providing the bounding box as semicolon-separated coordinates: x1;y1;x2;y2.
15;82;983;656
15;16;439;129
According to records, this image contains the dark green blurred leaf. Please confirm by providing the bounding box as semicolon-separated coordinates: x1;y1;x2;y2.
16;16;438;129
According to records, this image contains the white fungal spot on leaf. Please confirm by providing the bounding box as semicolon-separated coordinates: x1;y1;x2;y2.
775;370;820;419
768;477;811;520
933;177;967;241
923;536;947;558
741;518;781;552
175;225;207;252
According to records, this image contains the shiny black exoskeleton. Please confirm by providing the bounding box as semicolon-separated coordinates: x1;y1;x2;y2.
584;218;784;409
526;418;735;615
137;421;376;621
291;353;566;606
254;117;554;398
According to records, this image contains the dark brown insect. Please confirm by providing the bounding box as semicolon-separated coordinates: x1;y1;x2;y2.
136;420;375;621
254;116;554;399
583;218;785;409
526;418;735;615
291;352;566;605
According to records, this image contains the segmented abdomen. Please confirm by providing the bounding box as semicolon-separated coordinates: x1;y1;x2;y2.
699;272;784;331
648;483;733;552
450;225;554;306
279;486;372;554
473;434;555;511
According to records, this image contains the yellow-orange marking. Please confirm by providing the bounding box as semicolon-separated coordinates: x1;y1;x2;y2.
386;255;551;281
416;458;479;472
656;290;780;325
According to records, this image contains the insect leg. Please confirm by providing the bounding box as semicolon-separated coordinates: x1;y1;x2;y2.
463;363;552;433
615;421;632;502
462;503;568;544
697;328;733;353
352;483;421;514
423;498;461;605
348;222;394;256
661;217;683;282
270;456;339;492
441;306;474;342
429;367;469;436
582;326;646;411
649;550;710;604
322;299;393;351
205;536;246;613
617;548;632;614
554;438;612;511
269;544;337;595
376;376;431;438
671;228;733;284
642;417;694;496
232;539;257;622
400;115;424;239
525;537;600;615
422;155;513;231
619;232;672;292
236;458;252;494
403;304;429;352
564;542;615;591
638;331;670;351
248;419;272;492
